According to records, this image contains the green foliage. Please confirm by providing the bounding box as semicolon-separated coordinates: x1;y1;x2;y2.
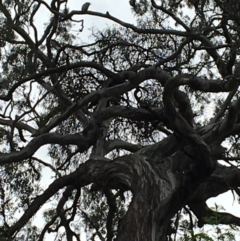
173;205;239;241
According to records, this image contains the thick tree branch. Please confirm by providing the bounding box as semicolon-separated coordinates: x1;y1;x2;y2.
0;132;95;165
189;201;240;227
0;62;120;101
7;156;139;237
203;98;240;144
106;140;142;153
0;118;36;134
163;75;214;177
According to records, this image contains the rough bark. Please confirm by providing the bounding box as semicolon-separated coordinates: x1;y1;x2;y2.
1;1;240;240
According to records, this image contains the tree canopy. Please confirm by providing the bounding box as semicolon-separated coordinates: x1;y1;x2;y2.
0;0;240;240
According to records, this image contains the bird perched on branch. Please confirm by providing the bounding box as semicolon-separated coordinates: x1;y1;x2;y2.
82;2;91;11
129;0;136;7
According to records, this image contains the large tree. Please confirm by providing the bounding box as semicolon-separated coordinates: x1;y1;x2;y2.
0;0;240;240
